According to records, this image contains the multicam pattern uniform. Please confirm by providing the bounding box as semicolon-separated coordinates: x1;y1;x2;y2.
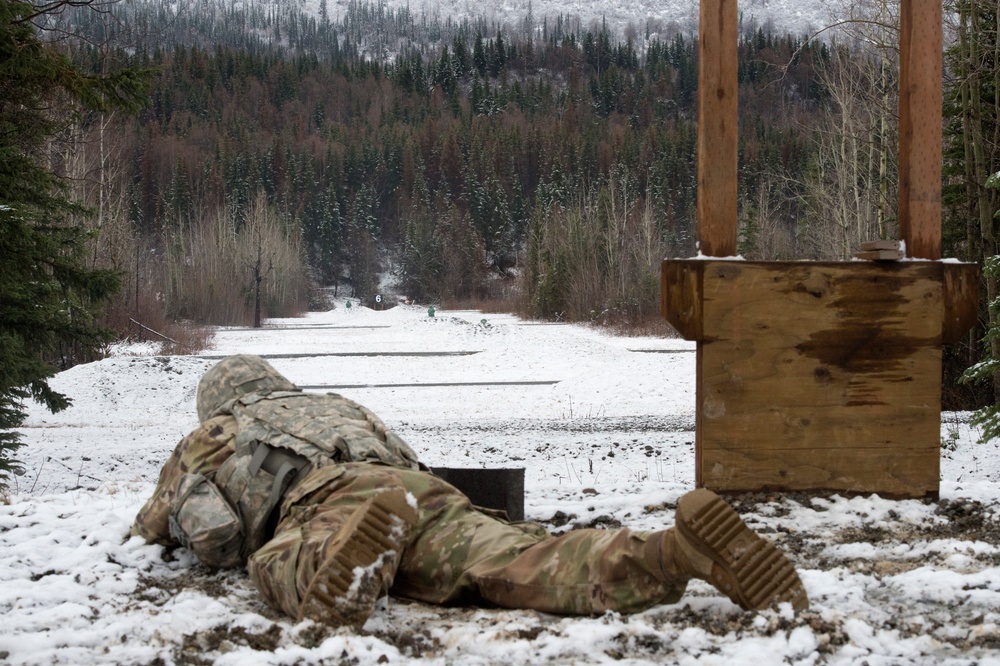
228;390;422;470
134;390;687;619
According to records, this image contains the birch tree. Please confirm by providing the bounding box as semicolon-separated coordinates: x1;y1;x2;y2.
802;0;898;259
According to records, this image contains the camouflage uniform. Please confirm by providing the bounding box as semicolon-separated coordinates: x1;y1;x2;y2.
134;355;807;626
247;462;685;619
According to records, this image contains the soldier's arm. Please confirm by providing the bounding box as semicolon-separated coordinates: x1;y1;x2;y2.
131;415;238;544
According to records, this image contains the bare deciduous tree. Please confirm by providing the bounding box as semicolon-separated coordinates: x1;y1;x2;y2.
801;0;899;259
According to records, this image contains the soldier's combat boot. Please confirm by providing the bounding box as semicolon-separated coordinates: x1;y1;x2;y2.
658;488;808;611
297;489;419;628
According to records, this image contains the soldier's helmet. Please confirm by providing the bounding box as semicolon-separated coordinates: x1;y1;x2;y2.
197;354;298;422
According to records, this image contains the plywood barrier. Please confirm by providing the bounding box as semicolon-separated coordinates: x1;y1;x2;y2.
662;0;981;498
662;259;978;497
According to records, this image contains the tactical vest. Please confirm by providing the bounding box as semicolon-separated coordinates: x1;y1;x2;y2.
169;391;421;568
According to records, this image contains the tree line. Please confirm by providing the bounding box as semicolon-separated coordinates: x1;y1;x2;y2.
66;9;830;334
72;0;1000;415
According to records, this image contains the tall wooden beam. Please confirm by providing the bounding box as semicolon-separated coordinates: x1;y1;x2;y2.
697;0;738;257
899;0;943;260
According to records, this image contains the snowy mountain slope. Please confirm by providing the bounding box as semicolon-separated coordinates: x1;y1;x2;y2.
287;0;833;39
320;0;833;36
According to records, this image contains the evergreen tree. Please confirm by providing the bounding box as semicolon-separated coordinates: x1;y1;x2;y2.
945;0;1000;409
0;0;148;489
399;166;442;301
472;33;487;77
490;31;507;77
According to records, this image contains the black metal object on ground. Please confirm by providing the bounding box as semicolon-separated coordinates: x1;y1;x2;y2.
432;467;525;522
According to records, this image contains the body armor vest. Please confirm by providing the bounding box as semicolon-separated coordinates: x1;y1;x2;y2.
171;390;421;567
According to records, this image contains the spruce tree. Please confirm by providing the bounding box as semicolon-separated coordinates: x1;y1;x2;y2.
0;0;148;490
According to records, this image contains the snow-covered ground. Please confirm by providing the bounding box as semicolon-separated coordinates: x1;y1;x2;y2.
3;302;1000;665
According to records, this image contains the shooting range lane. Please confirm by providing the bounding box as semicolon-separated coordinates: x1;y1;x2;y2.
199;304;699;495
9;302;1000;666
300;381;560;388
199;305;697;425
220;325;394;331
197;351;483;359
14;303;697;497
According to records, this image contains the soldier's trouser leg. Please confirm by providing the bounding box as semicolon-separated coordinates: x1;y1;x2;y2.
451;490;808;614
250;466;805;623
247;466;417;626
390;469;687;615
464;521;687;614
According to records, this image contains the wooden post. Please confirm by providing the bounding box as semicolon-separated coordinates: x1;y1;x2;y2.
697;0;738;257
899;0;943;260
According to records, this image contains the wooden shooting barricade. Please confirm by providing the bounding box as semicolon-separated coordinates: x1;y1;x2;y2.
661;0;979;498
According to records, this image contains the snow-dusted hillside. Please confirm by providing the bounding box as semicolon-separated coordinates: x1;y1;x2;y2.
291;0;833;39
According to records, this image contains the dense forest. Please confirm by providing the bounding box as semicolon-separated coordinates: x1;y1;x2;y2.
50;0;837;334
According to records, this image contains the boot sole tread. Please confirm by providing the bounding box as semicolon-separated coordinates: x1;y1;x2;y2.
297;490;418;627
678;489;808;611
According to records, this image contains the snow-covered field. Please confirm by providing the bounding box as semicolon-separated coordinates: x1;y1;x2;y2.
3;303;1000;665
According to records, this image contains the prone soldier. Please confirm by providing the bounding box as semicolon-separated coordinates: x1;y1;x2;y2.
134;355;808;627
